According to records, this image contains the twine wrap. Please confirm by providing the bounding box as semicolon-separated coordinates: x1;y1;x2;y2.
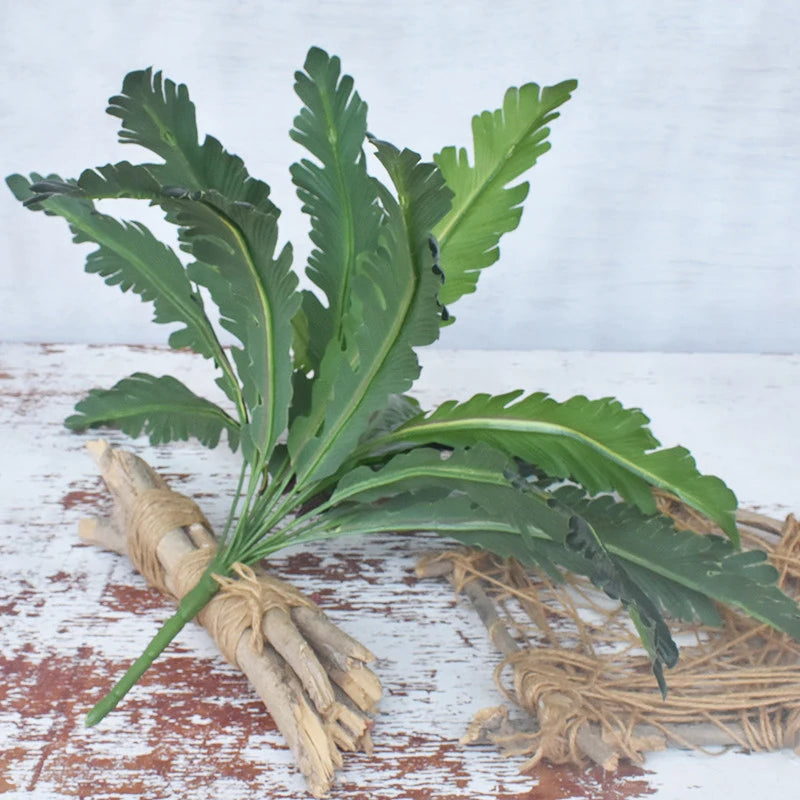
128;488;211;596
125;487;313;668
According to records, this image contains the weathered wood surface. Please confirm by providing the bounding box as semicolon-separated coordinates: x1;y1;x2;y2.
2;343;800;799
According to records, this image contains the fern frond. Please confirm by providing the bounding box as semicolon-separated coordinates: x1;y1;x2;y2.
300;471;676;687
6;174;240;407
66;373;240;449
434;79;576;309
319;449;800;685
107;69;277;215
100;72;301;464
290;47;382;370
173;193;300;464
287;142;451;487
358;391;739;543
549;486;800;634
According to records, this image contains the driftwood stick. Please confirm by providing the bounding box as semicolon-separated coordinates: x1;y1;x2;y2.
736;509;785;536
79;440;380;798
292;604;376;664
461;579;520;658
418;554;773;768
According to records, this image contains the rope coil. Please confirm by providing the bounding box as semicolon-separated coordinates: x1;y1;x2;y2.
427;513;800;769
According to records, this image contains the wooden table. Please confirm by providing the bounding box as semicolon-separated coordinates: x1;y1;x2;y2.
2;343;800;799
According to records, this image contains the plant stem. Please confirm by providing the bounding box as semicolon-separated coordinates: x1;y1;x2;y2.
85;566;223;726
218;458;250;546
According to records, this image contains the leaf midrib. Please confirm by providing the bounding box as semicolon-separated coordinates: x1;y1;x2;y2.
75;400;236;426
319;86;358;342
206;200;278;455
367;413;719;518
296;244;417;487
434;102;550;248
332;461;507;504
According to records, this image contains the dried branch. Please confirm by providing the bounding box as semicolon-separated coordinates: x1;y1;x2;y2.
79;440;380;797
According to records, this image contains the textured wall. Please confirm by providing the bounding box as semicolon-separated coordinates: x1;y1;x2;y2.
2;0;798;352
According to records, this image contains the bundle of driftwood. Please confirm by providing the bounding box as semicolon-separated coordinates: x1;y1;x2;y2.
79;440;381;797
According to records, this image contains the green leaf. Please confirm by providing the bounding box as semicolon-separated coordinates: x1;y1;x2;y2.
299;488;512;545
66;372;240;449
360;391;739;543
433;79;576;309
6;174;233;380
449;484;800;642
563;513;678;693
305;481;672;671
106;68;277;215
551;486;800;636
330;444;556;533
174;192;300;464
287;142;452;487
328;445;684;686
101;69;301;464
358;394;424;449
325;458;800;665
19;160;301;454
290;46;382;370
329;440;797;651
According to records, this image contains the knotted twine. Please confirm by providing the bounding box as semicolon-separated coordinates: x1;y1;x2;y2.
426;511;800;770
125;487;312;668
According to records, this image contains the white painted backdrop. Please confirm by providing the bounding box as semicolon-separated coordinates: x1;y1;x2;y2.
1;0;798;353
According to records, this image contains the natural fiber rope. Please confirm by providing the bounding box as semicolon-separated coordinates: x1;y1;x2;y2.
428;511;800;769
125;487;313;668
128;489;210;596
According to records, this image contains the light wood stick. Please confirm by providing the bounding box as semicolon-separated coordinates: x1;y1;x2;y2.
79;439;381;798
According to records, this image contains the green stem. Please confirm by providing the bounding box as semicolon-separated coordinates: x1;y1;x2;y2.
240;462;295;546
85;567;223;727
217;459;249;546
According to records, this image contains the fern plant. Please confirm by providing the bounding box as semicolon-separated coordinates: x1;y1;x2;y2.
8;47;800;724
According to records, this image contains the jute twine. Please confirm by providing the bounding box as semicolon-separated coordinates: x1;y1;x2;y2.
432;509;800;770
126;487;312;668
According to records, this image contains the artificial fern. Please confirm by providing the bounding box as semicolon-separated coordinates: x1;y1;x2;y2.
8;46;800;722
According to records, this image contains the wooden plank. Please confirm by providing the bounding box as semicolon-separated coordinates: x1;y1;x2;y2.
2;344;799;798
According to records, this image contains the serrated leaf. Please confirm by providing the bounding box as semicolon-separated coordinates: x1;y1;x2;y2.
551;486;800;636
359;394;424;445
174;192;300;463
106;69;277;215
287;142;451;487
360;391;739;543
66;372;239;449
20;160;298;438
564;513;678;688
324;437;800;641
6;175;234;384
289;46;382;370
433;79;577;309
99;70;301;464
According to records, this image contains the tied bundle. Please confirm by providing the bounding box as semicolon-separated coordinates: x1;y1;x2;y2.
80;440;381;798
